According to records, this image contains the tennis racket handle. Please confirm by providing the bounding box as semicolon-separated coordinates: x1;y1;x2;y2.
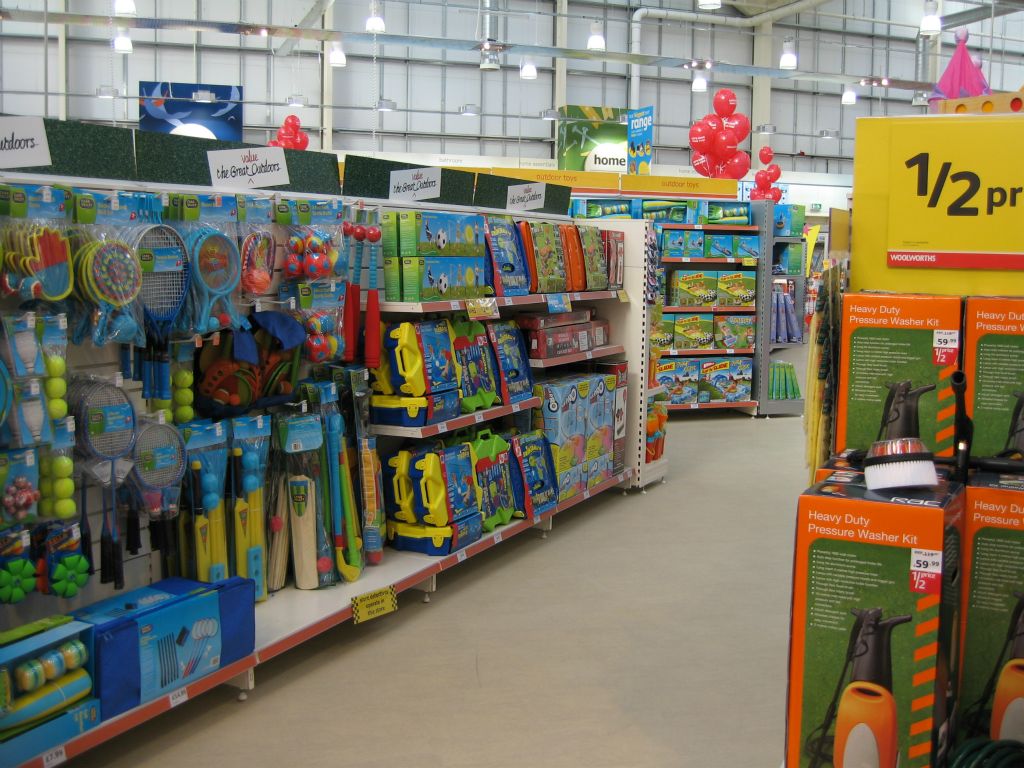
112;544;124;590
162;518;178;579
157;357;172;401
120;345;134;380
126;511;142;555
100;536;114;584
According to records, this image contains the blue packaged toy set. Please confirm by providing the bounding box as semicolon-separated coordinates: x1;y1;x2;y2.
486;320;534;404
450;318;500;413
656;359;700;405
699;357;752;403
384;319;459;397
369;391;461;427
485;215;530;296
385;513;482;556
412;211;491;301
71;576;254;721
662;229;704;259
509;431;558;520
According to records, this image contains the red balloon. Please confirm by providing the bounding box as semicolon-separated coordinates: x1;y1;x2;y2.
688;121;714;154
713;89;738;118
755;170;772;191
767;163;782;183
723;113;750;143
749;189;766;201
267;139;282;147
277;126;295;141
283;114;301;130
713;161;730;179
293;131;309;150
768;187;783;203
691;151;713;177
725;150;750;180
703;114;723;133
713;128;738;160
758;146;774;165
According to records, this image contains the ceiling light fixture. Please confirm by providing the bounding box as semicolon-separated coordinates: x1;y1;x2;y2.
911;91;930;107
587;20;606;52
329;42;347;67
841;87;857;105
375;97;396;112
756;123;776;135
920;1;941;37
96;86;119;99
520;57;537;80
259;27;268;37
480;47;500;70
692;73;708;93
540;108;558;120
365;0;385;34
286;94;307;107
192;89;216;103
819;129;839;139
779;38;797;70
113;28;132;54
697;0;722;9
460;104;481;116
113;0;136;16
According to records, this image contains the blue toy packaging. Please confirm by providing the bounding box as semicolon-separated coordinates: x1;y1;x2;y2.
584;373;616;463
369;391;460;427
486;320;534;404
662;229;704;259
773;203;805;236
705;234;736;259
657;359;700;405
414;211;490;301
385;512;482;556
736;235;760;260
594;361;628;476
533;376;590;501
484;214;530;296
450;318;501;412
72;577;254;721
699;357;752;403
412;443;481;526
385;319;459;397
697;201;751;225
571;199;632;219
508;431;558;520
634;198;697;223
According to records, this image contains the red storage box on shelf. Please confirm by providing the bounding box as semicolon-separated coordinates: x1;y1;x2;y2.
516;309;593;330
526;320;610;359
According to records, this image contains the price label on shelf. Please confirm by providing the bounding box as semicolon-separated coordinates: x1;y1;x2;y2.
41;746;66;767
168;687;189;708
545;293;572;313
742;257;758;267
465;297;499;321
449;300;461;311
617;289;630;303
456;550;467;563
473;412;485;423
493;531;503;544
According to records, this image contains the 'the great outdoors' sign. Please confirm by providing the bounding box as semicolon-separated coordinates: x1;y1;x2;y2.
0;117;51;169
206;146;289;189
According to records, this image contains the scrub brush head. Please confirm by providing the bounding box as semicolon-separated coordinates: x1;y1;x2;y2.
863;437;939;491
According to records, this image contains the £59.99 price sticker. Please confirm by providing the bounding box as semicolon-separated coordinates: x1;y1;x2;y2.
932;328;959;366
909;548;943;595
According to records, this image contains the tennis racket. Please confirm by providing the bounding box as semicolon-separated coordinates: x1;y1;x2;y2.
240;230;276;295
132;421;186;578
69;377;137;588
188;227;242;334
133;225;190;400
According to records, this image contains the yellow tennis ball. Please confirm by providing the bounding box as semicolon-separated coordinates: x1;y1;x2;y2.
53;478;75;500
45;378;67;399
173;370;194;389
52;456;74;479
174;406;194;424
39;499;54;518
48;398;68;419
173;388;194;406
161;408;175;424
45;355;65;377
39;456;53;476
39;478;54;499
54;499;76;519
151;399;172;410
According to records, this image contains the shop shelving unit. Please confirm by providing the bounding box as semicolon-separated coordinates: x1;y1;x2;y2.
754;208;807;417
527;344;625;368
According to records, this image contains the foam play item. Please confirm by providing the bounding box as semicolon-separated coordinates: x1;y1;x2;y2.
369;391;460;427
515;220;539;294
558;224;586;292
389;319;459;397
385;514;482;556
509;431;558;519
527;221;567;294
484;214;530;296
449;318;500;413
470;430;519;532
577;224;609;291
0;667;92;735
414;443;481;526
485;320;533;405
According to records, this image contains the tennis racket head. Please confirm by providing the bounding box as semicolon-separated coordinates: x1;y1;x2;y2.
132;422;186;519
134;224;190;329
68;378;136;461
191;229;241;294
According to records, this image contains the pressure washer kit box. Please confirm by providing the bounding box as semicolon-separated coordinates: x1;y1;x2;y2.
962;296;1024;458
835;293;963;457
957;472;1024;744
786;477;964;768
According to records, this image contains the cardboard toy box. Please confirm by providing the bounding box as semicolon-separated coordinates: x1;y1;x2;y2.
716;271;757;307
584;373;617;463
962;297;1024;458
656;359;699;405
671;270;718;307
414;211;490;301
697;201;751;225
398;210;420;302
662;229;704;259
73;577;255;721
786;478;964;768
673;313;715;350
714;314;756;349
699;357;752;403
705;233;736;259
526;320;609;359
958;473;1024;744
836;293;963;457
736;235;760;260
773;203;806;237
650;314;675;352
516;309;593;330
381;209;401;301
594;361;628;475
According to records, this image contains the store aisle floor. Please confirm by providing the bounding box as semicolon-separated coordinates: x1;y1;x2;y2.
74;412;805;768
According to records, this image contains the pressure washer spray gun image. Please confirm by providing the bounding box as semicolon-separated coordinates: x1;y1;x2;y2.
962;592;1024;743
806;608;912;768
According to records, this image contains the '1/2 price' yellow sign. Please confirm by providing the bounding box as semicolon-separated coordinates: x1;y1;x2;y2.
852;115;1024;294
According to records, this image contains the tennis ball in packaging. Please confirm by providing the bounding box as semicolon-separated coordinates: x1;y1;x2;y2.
52;456;74;479
53;478;75;500
174;406;194;423
39;478;54;498
38;455;53;476
45;355;66;377
173;370;194;389
54;498;76;519
173;388;194;406
45;378;67;399
48;398;68;419
38;498;54;518
152;399;172;410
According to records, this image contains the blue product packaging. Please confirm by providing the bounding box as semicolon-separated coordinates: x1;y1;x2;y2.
509;430;558;520
485;214;530;296
705;234;735;258
485;320;534;404
417;211;490;300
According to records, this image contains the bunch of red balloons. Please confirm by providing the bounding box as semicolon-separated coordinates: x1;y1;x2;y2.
268;114;310;150
687;88;751;180
751;146;783;202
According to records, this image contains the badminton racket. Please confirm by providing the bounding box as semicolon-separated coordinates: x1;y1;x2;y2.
188;227;242;334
